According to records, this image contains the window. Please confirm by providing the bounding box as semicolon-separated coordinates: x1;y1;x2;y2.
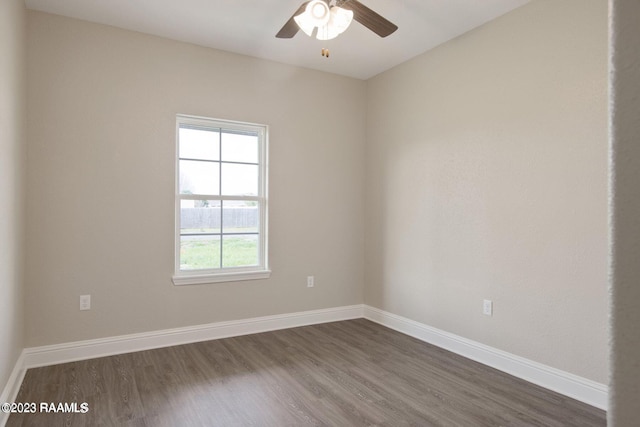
173;115;269;285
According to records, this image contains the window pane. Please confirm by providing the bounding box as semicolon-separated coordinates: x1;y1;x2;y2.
222;235;259;268
181;200;221;234
221;131;258;164
179;127;219;160
179;160;219;195
221;163;258;196
222;200;259;233
175;116;268;281
180;235;221;270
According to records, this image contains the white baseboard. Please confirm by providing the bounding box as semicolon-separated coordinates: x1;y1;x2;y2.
1;302;606;427
363;305;608;410
22;304;365;369
0;352;27;427
1;305;362;427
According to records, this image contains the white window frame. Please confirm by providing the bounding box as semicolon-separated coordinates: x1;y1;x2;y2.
172;114;270;285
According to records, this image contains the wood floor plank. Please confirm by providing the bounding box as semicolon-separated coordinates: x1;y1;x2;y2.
6;320;605;426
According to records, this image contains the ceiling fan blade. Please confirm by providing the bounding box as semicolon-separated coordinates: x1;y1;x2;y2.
339;0;398;37
276;1;310;38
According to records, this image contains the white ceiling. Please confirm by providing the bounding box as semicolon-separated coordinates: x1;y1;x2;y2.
24;0;529;80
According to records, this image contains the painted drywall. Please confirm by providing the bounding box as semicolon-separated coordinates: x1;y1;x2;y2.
365;0;608;383
609;0;640;424
0;0;26;396
25;11;366;347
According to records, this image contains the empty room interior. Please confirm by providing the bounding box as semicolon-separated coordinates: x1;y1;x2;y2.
1;0;639;425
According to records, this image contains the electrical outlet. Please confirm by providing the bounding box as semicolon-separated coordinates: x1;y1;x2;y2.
80;295;91;311
483;299;493;316
307;276;315;288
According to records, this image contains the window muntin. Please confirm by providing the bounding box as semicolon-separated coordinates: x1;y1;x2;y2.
173;115;269;285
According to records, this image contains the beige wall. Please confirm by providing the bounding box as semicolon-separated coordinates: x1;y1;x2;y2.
23;0;613;394
609;0;640;424
25;12;366;346
0;0;26;396
365;0;608;383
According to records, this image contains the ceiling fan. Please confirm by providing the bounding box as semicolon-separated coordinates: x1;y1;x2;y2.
276;0;398;40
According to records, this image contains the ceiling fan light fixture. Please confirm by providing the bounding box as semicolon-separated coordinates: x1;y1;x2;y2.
294;0;331;37
316;6;353;40
276;0;398;40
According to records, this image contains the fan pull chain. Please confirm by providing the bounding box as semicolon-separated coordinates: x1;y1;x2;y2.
321;48;330;58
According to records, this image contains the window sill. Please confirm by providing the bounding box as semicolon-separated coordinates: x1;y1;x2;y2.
172;270;271;286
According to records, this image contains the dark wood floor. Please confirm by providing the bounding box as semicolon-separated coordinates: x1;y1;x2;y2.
8;319;605;426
